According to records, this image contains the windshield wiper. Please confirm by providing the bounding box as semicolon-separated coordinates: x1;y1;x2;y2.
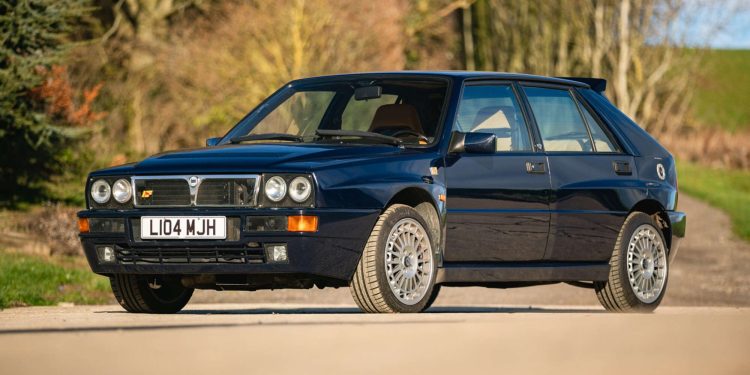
229;133;304;144
315;130;402;146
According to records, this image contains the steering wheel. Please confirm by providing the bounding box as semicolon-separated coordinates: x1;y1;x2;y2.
390;129;429;143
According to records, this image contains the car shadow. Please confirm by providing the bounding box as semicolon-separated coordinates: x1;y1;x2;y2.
0;306;604;335
95;305;603;315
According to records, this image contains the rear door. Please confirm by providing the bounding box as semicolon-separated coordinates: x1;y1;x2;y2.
520;84;639;262
444;82;551;262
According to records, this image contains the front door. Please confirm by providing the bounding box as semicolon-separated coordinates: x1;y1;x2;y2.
444;83;551;262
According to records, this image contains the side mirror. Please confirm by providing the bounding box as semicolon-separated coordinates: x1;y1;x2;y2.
206;137;222;147
448;132;496;154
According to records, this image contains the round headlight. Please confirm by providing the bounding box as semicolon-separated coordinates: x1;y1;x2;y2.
289;176;312;203
90;179;111;204
112;178;132;203
264;176;287;202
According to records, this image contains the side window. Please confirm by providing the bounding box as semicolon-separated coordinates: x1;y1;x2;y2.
579;101;619;153
341;94;398;132
523;87;593;152
454;85;531;152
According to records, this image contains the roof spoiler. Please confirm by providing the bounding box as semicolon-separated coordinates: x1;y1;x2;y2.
557;77;607;95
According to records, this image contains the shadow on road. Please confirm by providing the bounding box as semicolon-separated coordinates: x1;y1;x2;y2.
108;305;604;315
0;306;604;335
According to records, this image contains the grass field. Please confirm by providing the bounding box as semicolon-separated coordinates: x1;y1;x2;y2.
0;251;111;309
678;161;750;241
693;49;750;132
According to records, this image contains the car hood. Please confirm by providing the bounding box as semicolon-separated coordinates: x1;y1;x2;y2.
91;143;418;176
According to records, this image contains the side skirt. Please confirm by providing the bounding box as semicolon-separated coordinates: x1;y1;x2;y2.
436;261;610;285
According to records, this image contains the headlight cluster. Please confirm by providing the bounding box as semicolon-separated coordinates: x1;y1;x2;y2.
262;175;314;206
90;178;132;205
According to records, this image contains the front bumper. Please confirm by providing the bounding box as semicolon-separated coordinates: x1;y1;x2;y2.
667;211;686;263
78;208;380;281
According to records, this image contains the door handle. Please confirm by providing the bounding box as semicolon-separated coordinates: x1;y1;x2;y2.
525;161;546;174
613;161;632;175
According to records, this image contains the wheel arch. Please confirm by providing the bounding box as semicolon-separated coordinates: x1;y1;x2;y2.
629;199;672;251
385;187;442;257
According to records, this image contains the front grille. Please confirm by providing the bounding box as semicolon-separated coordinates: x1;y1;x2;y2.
115;245;265;264
135;179;190;206
196;178;257;206
133;175;259;207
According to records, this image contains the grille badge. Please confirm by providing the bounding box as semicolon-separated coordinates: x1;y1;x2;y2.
189;176;200;187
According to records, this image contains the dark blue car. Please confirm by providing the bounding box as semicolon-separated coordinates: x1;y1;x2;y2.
78;72;686;313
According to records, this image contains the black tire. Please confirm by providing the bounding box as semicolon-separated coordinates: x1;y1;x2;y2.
110;274;193;314
595;212;669;312
423;284;441;311
349;204;438;313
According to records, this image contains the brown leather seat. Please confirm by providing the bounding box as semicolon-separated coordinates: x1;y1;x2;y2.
368;104;424;135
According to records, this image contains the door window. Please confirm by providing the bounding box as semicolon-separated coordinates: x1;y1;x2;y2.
454;85;532;152
523;87;593;152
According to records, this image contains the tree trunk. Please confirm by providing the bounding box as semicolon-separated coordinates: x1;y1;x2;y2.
462;6;475;70
614;0;632;115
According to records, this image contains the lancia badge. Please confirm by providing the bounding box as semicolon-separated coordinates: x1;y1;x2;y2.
189;176;200;187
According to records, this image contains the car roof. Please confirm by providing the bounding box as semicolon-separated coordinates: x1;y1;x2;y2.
289;71;589;89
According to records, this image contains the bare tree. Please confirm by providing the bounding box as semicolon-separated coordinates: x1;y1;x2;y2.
461;0;698;136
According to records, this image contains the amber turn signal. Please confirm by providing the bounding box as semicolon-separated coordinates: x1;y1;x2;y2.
287;215;318;232
78;218;90;233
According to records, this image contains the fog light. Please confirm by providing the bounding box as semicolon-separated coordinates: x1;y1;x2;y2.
96;245;116;264
265;243;288;263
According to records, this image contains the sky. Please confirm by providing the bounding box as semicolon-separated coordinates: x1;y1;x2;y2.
680;0;750;49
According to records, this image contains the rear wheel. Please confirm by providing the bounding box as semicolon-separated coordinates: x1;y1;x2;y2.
110;274;193;314
595;212;669;312
350;204;437;313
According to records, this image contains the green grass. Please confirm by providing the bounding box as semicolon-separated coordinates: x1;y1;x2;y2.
678;161;750;241
0;251;111;309
692;49;750;132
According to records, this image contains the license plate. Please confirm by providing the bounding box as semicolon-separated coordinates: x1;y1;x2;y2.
140;216;227;240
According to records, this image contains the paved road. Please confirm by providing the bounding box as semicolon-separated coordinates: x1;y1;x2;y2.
1;304;748;375
1;196;748;374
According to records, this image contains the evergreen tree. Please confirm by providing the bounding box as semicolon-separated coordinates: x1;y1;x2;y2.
0;0;89;205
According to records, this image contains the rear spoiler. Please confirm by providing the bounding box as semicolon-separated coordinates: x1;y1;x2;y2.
557;77;607;95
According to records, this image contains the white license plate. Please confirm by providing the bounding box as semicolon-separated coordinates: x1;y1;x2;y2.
140;216;227;240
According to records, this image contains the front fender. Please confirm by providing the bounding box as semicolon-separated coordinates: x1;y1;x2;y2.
313;152;444;209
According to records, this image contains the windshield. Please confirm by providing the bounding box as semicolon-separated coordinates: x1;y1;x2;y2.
222;78;449;146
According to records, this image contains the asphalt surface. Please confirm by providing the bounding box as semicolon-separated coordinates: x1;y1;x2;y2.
1;304;749;375
2;196;749;374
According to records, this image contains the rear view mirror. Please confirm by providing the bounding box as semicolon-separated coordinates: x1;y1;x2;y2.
206;137;221;147
354;86;382;101
449;132;496;154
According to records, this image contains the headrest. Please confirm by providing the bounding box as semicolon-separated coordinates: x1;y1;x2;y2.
368;104;424;134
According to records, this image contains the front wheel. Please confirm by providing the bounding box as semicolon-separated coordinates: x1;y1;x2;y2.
595;212;669;312
110;274;193;313
350;204;438;313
